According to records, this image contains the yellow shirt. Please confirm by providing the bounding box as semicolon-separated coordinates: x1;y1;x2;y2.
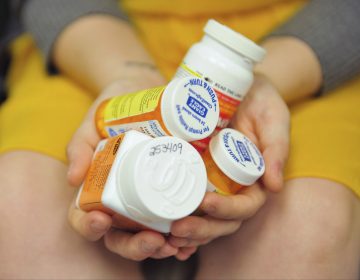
1;0;360;197
120;0;306;78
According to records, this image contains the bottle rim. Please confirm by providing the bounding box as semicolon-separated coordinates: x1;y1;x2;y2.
161;77;219;141
209;128;265;186
117;136;207;220
204;19;266;63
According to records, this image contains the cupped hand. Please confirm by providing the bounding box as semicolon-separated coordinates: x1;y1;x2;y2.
66;76;166;187
169;74;290;259
66;75;176;261
68;199;178;260
169;183;266;260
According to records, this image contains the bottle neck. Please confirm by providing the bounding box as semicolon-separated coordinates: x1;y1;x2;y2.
202;35;255;71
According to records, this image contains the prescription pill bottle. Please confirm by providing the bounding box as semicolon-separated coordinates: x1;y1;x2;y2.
174;19;266;152
76;130;207;233
95;76;219;142
203;128;265;195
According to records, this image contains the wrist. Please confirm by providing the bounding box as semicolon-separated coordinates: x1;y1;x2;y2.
247;73;282;101
53;14;165;95
83;71;166;122
254;36;322;104
100;60;166;93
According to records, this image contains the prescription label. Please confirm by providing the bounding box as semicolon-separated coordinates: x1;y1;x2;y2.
103;86;165;122
78;134;125;212
176;63;240;153
105;120;168;138
176;62;202;78
176;62;240;128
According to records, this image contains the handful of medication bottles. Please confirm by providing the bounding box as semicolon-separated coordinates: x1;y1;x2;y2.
76;20;266;233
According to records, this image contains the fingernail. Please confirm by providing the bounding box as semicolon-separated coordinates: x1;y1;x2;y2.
90;221;108;233
141;241;157;253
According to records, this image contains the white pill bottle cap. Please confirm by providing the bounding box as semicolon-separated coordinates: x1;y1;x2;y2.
161;76;219;142
204;19;266;63
116;136;207;223
209;128;265;185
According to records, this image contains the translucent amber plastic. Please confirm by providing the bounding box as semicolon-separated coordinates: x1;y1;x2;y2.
203;148;243;195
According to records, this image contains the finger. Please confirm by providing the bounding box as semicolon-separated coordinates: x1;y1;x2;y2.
231;117;289;193
200;186;266;220
262;145;287;192
229;111;260;148
260;122;290;192
68;203;112;241
104;230;166;261
150;242;178;259
175;246;198;261
66;120;100;187
168;236;210;248
171;215;241;241
168;236;190;248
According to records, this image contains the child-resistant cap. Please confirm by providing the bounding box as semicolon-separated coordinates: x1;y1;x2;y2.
209;128;265;186
161;76;219;142
204;19;266;63
116;136;207;221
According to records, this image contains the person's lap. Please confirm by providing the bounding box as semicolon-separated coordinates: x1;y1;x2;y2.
196;77;360;279
0;151;142;279
1;36;360;279
0;37;141;278
1;152;358;279
197;177;360;279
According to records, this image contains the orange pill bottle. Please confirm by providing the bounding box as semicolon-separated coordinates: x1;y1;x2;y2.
204;128;265;195
76;130;207;233
95;77;219;142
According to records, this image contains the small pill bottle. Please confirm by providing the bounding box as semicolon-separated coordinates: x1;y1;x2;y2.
76;130;207;233
203;128;265;195
95;76;219;142
174;19;266;152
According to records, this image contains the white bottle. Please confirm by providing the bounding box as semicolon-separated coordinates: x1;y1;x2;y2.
76;130;207;233
175;19;266;152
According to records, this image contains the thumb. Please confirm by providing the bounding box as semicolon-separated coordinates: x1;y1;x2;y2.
67;120;100;187
260;117;290;192
260;124;290;192
262;145;287;192
68;200;112;241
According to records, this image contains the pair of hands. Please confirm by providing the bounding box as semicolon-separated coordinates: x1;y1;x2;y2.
67;74;290;261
